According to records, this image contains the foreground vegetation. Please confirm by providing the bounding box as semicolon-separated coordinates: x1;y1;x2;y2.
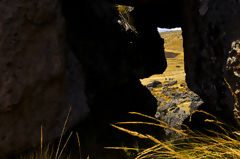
108;112;240;159
20;110;240;159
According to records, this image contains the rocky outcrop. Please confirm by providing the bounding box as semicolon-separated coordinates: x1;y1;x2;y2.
132;0;240;126
1;0;240;157
182;0;240;122
150;80;203;136
143;43;203;136
62;0;167;122
0;0;166;157
226;40;240;122
132;0;240;132
0;0;88;157
62;1;166;157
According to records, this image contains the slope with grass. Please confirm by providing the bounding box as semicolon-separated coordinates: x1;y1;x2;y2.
161;30;183;53
141;31;203;136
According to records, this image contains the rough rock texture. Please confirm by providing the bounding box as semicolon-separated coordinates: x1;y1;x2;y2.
182;0;240;122
141;28;203;136
0;0;88;157
226;40;240;122
0;0;166;157
1;0;240;157
150;80;203;136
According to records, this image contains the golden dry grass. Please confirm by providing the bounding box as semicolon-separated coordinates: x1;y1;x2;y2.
107;111;240;159
19;107;83;159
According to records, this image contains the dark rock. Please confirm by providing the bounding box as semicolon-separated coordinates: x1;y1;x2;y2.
182;0;240;123
0;0;167;156
166;80;178;87
118;0;240;129
1;0;240;157
226;40;240;121
62;0;164;157
0;0;88;157
155;82;203;136
180;83;185;87
147;80;162;88
174;107;180;113
62;0;162;120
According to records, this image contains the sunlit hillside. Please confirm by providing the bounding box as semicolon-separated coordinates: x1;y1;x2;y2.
141;30;185;86
160;30;183;53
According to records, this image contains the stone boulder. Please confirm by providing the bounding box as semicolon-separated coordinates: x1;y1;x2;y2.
2;0;240;157
116;0;240;130
0;0;88;157
62;0;166;124
182;0;240;122
62;0;167;157
0;0;166;157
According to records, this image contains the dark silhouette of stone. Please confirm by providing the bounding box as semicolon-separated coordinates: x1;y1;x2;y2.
62;0;166;158
0;0;88;157
0;0;240;157
226;40;240;122
147;81;163;89
182;0;240;123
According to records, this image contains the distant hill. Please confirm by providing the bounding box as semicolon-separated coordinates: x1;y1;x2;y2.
159;31;183;53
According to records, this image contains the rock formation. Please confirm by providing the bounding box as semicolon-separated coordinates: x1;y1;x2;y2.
182;0;240;123
62;1;166;157
0;0;167;157
0;0;240;157
0;0;88;157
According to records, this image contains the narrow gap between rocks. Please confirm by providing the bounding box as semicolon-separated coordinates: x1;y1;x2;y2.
140;27;204;136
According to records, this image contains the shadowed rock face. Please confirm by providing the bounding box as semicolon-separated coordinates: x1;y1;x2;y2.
119;0;240;130
0;0;88;157
182;0;240;123
62;0;167;120
62;1;166;157
0;0;166;157
0;0;240;157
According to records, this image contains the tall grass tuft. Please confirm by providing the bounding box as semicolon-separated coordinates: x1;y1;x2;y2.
107;111;240;159
19;106;86;159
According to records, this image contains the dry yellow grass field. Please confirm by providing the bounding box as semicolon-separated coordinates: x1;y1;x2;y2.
160;30;183;53
141;30;184;86
140;30;194;115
